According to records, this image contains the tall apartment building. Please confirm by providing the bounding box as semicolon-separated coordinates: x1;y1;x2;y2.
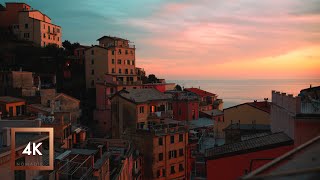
85;36;137;89
123;123;189;180
0;2;62;47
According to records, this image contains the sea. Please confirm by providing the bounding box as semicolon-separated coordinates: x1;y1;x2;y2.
167;79;320;108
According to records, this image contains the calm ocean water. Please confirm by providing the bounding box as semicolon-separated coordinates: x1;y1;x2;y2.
167;79;320;108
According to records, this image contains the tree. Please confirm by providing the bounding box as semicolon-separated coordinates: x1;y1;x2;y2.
147;74;158;83
174;84;182;91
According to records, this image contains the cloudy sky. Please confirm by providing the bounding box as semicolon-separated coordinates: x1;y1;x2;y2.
5;0;320;80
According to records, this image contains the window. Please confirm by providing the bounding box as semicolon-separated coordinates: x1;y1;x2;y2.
57;37;60;41
43;33;46;38
170;135;174;144
179;148;184;156
91;80;94;87
117;59;121;64
112;59;115;64
118;49;122;54
168;103;173;110
139;106;144;113
179;108;182;115
159;153;163;161
130;69;133;74
91;50;94;55
118;69;122;74
9;107;13;116
48;26;50;32
158;137;163;145
112;68;115;73
163;169;166;177
127;60;130;65
125;69;128;74
179;134;183;142
112;50;115;55
91;59;94;65
157;170;160;178
132;60;135;65
48;34;51;40
179;164;184;172
23;33;30;38
125;50;128;54
25;23;28;29
169;150;177;159
170;166;175;174
91;69;94;75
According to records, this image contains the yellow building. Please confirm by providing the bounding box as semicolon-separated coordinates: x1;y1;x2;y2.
0;2;62;47
85;36;137;89
219;101;271;138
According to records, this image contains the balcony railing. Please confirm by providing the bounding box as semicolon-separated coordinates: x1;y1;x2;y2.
148;111;173;119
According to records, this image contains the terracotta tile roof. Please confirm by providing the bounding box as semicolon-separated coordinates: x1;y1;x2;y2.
205;132;293;159
117;88;172;103
247;101;271;113
0;96;25;103
184;88;216;97
224;101;271;114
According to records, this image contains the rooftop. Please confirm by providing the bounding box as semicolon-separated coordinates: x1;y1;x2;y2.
0;96;25;103
201;109;224;117
224;101;271;114
224;124;271;131
205;132;293;160
242;135;320;180
115;88;172;103
184;88;216;97
97;35;128;41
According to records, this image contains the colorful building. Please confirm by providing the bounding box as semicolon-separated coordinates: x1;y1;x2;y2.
110;88;173;138
205;132;294;180
220;100;271;138
0;2;62;47
85;36;137;89
123;123;189;180
242;135;320;180
0;96;26;118
184;88;222;111
0;70;37;97
27;89;81;124
271;88;320;146
165;91;199;121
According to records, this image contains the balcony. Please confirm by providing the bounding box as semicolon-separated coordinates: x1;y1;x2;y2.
148;111;173;119
129;44;135;49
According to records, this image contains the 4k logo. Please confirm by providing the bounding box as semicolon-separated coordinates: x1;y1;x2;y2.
11;128;54;170
22;142;43;156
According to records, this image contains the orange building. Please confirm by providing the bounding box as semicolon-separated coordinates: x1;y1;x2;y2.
85;36;137;89
220;100;271;138
0;96;26;118
0;2;62;47
123;123;189;180
110;88;173;138
184;88;222;111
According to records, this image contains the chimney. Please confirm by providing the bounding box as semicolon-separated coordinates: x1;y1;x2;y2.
98;145;103;158
2;128;11;147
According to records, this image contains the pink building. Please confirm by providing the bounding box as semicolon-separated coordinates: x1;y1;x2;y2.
0;2;62;47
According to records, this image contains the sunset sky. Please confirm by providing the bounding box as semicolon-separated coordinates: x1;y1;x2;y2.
9;0;320;80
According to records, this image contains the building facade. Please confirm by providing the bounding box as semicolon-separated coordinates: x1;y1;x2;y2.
85;36;137;89
0;2;62;47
